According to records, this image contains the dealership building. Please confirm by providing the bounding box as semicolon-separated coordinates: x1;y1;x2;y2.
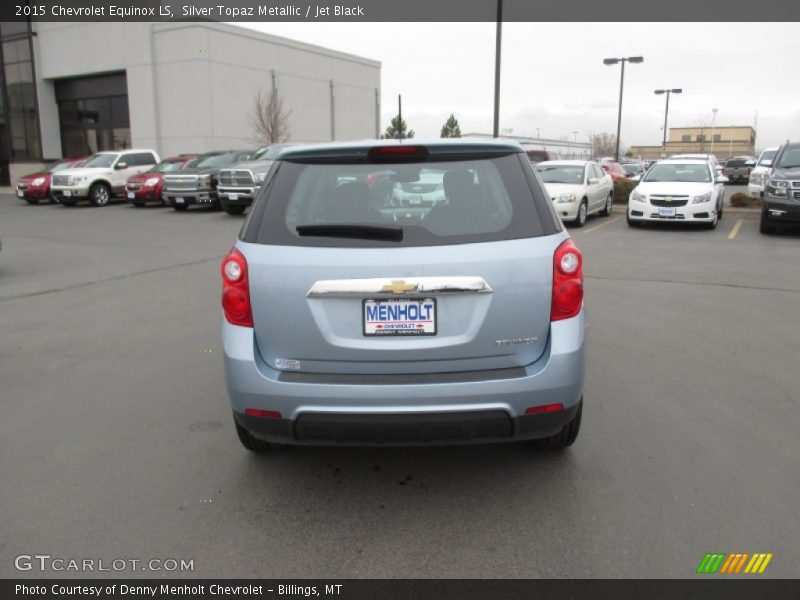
0;21;381;184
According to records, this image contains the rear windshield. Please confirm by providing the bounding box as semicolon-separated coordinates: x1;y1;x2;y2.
243;153;554;247
725;159;748;168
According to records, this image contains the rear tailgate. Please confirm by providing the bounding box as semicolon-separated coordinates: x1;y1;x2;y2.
240;235;564;375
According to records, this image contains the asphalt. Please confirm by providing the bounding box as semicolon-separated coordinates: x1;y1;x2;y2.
0;191;798;579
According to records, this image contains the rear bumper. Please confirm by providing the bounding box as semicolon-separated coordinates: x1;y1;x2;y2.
234;402;580;446
223;310;585;446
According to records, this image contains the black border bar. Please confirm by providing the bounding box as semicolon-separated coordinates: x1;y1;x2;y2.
4;579;800;600
4;0;800;22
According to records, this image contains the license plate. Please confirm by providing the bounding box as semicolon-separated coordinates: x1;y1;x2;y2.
17;190;24;198
227;193;238;200
127;192;135;199
659;207;676;217
63;190;72;197
363;298;437;336
175;197;184;204
409;196;422;205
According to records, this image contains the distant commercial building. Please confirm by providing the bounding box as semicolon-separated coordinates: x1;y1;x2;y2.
463;133;592;159
630;126;756;160
0;21;381;184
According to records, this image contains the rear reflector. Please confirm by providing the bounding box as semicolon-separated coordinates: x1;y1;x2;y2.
525;403;564;415
368;145;428;162
245;409;283;419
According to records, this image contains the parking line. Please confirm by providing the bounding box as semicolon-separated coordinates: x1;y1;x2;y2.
728;219;743;240
582;217;620;233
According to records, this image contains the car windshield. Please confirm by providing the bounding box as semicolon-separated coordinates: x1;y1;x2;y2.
643;163;711;183
48;161;76;173
252;145;289;160
622;164;641;175
774;146;800;169
82;154;117;168
535;165;585;184
151;159;188;173
758;150;777;166
194;153;238;168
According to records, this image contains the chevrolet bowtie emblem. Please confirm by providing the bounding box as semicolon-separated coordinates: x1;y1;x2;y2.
665;196;674;202
381;280;418;294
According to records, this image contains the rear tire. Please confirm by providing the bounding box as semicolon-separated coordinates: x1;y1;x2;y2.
222;202;246;215
532;401;582;450
234;417;273;454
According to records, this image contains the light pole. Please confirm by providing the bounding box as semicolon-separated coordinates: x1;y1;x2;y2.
492;0;503;138
603;56;644;161
654;88;682;157
710;108;718;155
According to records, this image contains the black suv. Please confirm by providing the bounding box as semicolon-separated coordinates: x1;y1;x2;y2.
760;142;800;234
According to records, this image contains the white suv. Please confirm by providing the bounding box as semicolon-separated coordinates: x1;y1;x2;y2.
747;147;779;198
51;150;160;206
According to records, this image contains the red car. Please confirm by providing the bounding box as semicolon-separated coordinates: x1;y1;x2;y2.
600;161;630;181
16;157;87;204
125;154;198;206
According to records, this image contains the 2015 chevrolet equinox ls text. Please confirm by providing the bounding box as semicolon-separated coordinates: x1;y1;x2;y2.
222;140;585;451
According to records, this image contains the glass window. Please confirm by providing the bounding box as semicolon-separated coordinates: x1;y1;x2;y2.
696;135;706;142
681;135;691;142
83;153;118;168
534;164;585;184
713;134;721;142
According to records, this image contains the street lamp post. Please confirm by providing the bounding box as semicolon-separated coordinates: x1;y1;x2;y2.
603;56;644;161
654;88;682;157
710;108;718;155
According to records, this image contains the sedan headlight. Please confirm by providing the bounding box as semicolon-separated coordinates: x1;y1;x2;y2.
255;172;268;183
557;192;577;203
692;192;712;204
768;179;788;196
32;177;46;186
749;172;763;183
72;176;86;183
198;175;212;189
630;190;646;203
145;177;160;187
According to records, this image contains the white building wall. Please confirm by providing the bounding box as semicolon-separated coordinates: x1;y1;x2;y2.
29;22;380;159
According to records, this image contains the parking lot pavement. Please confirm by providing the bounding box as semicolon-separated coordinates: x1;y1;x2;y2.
1;194;799;579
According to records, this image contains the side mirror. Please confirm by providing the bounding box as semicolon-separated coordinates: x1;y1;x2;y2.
588;177;599;185
762;159;772;167
115;162;127;170
716;175;729;183
631;174;641;182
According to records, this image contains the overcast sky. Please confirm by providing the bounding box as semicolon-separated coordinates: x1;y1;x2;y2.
241;22;799;150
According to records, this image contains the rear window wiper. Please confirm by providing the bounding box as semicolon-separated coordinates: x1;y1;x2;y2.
296;224;403;241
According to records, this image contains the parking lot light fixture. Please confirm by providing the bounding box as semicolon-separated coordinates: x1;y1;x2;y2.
604;56;644;161
654;88;682;154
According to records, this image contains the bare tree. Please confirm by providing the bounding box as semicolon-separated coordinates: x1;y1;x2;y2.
588;132;618;158
694;115;713;153
250;88;291;145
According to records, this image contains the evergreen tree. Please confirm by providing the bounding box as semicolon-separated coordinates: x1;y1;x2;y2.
440;114;462;138
382;116;414;139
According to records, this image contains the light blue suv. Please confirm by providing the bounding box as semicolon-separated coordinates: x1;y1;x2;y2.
221;140;585;451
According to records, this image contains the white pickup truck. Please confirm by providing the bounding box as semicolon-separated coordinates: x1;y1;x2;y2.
51;149;160;206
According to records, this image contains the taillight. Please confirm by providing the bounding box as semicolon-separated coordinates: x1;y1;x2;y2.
221;247;253;327
551;239;583;322
525;403;564;415
368;145;428;162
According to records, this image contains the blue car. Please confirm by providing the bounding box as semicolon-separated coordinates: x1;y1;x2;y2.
221;139;585;451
